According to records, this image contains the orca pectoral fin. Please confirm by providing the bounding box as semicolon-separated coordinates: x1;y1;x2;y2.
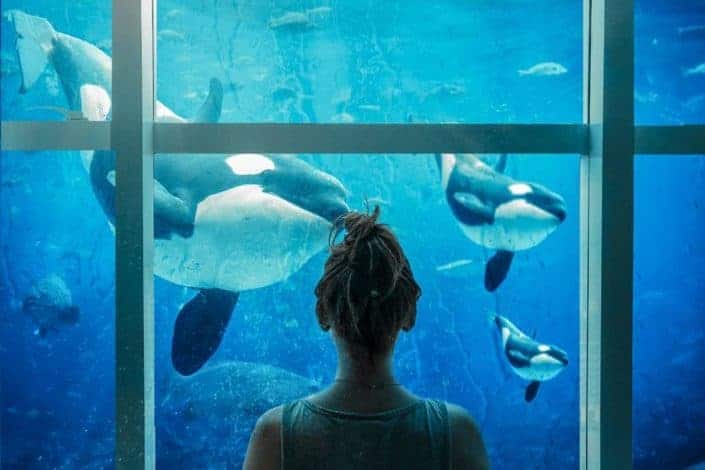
154;180;195;238
171;289;239;376
453;192;495;223
506;348;532;368
189;78;224;123
525;381;541;402
484;250;514;292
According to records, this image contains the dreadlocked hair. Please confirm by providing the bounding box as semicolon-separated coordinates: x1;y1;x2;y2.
314;205;421;356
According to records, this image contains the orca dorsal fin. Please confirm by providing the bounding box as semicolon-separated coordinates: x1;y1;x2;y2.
495;153;508;173
190;78;223;123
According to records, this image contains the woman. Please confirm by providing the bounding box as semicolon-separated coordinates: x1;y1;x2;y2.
244;207;489;469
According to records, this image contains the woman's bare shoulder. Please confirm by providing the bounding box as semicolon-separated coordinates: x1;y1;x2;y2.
445;402;490;470
243;406;284;470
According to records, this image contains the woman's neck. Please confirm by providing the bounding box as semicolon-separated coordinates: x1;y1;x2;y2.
334;352;396;385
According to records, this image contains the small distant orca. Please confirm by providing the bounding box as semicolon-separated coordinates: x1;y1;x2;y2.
436;153;567;291
7;10;350;376
494;314;568;402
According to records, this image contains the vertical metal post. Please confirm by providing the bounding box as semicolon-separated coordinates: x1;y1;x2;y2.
580;0;634;469
113;0;155;468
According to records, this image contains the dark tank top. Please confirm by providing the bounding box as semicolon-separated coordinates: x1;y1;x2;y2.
281;398;450;470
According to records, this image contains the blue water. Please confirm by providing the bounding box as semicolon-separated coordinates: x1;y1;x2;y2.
1;1;704;469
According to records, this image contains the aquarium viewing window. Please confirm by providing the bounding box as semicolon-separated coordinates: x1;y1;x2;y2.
1;0;704;469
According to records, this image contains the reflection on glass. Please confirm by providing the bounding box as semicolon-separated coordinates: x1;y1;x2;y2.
0;1;111;121
152;153;579;469
633;155;705;468
635;0;705;124
0;151;115;468
156;1;582;123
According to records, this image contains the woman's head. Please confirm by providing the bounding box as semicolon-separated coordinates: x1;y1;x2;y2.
314;206;421;357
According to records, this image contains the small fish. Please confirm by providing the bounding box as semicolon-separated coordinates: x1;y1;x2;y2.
158;29;186;42
677;24;705;39
436;259;475;272
518;62;567;77
684;63;705;77
268;11;313;30
307;6;332;17
331;112;355;123
165;9;184;21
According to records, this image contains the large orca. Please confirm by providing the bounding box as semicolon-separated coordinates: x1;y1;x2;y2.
436;153;567;291
7;10;350;375
494;314;568;402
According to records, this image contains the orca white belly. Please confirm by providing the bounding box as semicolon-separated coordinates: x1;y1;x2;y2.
511;354;565;382
154;185;331;292
460;200;560;251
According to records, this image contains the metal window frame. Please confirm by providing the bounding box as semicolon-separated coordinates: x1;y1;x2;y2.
1;0;703;468
2;121;704;153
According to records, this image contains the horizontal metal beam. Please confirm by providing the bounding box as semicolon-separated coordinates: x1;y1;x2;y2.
0;121;110;151
635;125;705;155
2;121;703;156
154;123;588;154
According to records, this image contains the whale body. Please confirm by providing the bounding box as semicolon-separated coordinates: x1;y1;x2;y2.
6;10;349;375
437;153;567;291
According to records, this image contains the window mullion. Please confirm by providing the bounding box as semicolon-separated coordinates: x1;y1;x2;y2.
581;0;634;469
113;0;155;469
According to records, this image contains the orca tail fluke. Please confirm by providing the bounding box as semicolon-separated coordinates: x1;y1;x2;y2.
484;250;514;292
4;10;56;93
171;289;238;376
525;381;541;402
190;78;224;123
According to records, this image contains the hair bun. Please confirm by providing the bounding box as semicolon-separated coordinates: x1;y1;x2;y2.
343;205;381;240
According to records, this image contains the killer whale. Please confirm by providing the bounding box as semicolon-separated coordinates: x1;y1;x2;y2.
494;314;568;402
7;10;350;375
436;153;567;291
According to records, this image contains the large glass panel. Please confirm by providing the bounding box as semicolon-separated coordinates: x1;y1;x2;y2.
154;152;579;468
0;150;115;468
1;1;111;121
633;155;705;468
156;1;582;123
635;0;705;124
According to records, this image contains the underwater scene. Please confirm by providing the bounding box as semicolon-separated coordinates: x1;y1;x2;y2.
0;0;703;469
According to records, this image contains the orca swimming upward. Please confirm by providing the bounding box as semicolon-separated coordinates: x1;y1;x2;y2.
436;153;567;291
7;10;350;375
494;314;568;402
